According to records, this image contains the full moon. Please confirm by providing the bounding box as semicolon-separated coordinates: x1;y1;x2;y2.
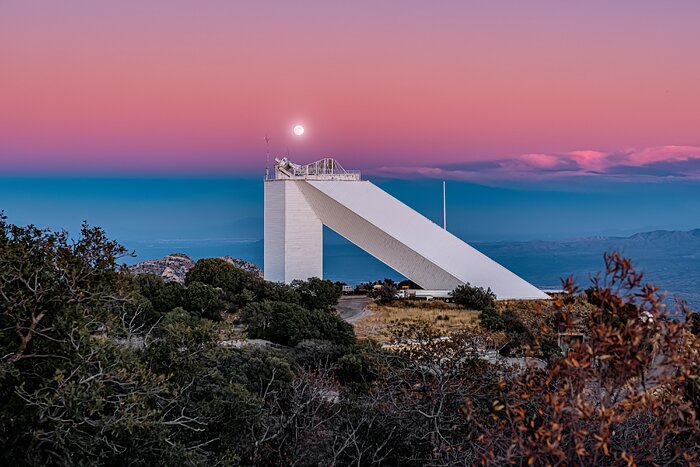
293;125;304;136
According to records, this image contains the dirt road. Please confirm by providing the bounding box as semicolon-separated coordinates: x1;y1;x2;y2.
336;295;372;323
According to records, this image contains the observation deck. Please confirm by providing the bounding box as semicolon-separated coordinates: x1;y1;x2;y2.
266;157;361;181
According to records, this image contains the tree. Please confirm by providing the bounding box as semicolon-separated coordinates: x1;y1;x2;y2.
479;304;505;331
452;283;496;310
133;273;184;315
0;217;199;465
368;279;398;304
241;300;356;347
185;258;261;304
253;280;300;304
184;281;223;320
291;277;342;311
0;216;130;365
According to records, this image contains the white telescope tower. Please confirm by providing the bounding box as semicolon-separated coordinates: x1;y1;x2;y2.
264;157;548;300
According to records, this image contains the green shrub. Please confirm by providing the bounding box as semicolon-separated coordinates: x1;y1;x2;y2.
540;337;562;361
184;281;223;320
334;343;379;388
479;305;505;331
133;273;185;314
185;258;261;298
452;283;496;310
368;279;398;304
291;277;342;311
686;375;700;413
293;339;344;368
335;353;364;384
241;300;356;347
216;347;297;395
502;310;530;335
254;281;300;304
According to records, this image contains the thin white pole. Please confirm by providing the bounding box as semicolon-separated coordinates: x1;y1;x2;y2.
443;180;447;230
264;134;270;179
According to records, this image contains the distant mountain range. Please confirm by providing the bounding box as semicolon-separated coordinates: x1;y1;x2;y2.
475;228;700;253
625;229;700;242
472;229;700;310
471;230;700;268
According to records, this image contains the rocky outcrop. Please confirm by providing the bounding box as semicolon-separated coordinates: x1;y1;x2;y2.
129;253;262;283
218;256;264;278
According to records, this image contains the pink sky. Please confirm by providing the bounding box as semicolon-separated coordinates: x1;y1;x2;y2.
1;0;699;174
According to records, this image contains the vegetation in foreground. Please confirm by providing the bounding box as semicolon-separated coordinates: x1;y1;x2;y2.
1;215;699;466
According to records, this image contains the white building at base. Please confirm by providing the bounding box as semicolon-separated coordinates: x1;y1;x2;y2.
264;157;549;300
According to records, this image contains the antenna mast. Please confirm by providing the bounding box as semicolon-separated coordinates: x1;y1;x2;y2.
264;134;271;178
443;180;447;230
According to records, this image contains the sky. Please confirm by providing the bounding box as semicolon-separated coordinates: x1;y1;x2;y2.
1;1;699;249
2;0;700;176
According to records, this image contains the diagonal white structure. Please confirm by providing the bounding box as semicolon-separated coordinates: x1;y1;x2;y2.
264;157;549;300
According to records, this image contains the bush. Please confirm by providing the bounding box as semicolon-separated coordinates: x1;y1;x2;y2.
216;347;297;395
479;305;505;331
502;310;530;336
335;353;366;385
240;300;356;347
185;258;261;299
133;273;184;314
291;277;342;311
184;281;223;320
161;306;200;328
123;292;162;330
479;306;539;358
293;339;344;368
688;311;700;336
368;279;397;304
452;283;496;310
539;337;562;361
254;281;300;304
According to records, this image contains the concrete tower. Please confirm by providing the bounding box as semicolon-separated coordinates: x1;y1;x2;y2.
264;157;549;300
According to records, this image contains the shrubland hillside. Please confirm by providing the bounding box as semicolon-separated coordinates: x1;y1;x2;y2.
1;215;698;466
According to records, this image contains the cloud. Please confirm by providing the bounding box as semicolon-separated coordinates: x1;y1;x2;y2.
368;145;700;182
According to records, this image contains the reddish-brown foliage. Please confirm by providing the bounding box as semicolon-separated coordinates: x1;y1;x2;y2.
480;252;700;466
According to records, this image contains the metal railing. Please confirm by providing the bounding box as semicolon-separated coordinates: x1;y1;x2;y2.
266;157;361;181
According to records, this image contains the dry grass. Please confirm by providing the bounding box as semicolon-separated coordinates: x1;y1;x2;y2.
352;295;596;344
353;300;481;342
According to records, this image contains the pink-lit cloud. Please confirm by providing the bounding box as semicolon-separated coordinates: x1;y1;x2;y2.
368;146;700;182
627;145;700;166
567;150;609;171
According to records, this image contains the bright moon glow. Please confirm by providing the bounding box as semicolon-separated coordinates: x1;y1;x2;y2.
293;125;304;136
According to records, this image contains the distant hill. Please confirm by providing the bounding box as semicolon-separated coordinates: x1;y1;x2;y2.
474;228;700;255
129;253;263;283
472;228;700;310
625;228;700;242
